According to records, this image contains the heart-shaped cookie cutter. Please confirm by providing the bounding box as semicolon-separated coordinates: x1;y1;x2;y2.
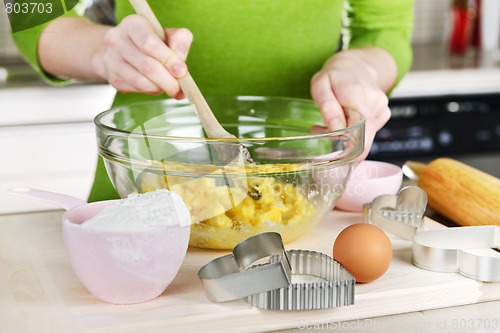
364;186;428;240
412;226;500;282
198;232;291;302
364;186;500;282
199;233;356;309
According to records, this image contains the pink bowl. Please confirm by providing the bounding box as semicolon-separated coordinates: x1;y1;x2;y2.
62;200;190;305
335;160;403;212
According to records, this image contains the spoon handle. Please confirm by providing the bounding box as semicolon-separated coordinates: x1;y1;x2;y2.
178;73;236;139
129;0;234;139
7;187;87;211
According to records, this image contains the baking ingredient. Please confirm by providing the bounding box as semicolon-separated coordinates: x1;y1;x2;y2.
64;189;190;304
333;223;392;283
140;162;318;249
81;189;190;230
405;158;500;227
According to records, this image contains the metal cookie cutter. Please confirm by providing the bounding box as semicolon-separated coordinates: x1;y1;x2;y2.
246;250;355;310
198;232;291;302
364;186;500;282
364;186;428;240
412;226;500;282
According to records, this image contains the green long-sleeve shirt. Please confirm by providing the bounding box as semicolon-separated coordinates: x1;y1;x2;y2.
12;0;414;201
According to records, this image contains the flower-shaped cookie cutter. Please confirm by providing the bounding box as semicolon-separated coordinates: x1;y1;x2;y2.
198;232;291;302
364;186;428;240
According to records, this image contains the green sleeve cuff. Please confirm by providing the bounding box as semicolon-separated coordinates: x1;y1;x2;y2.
348;29;413;86
11;10;79;86
345;0;414;88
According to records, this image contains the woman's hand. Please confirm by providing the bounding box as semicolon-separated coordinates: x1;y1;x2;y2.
310;47;397;161
93;14;193;99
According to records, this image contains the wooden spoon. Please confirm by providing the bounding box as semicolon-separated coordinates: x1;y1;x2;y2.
129;0;253;164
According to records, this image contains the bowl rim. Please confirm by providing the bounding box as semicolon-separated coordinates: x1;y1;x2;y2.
349;160;404;181
62;200;191;233
94;96;365;142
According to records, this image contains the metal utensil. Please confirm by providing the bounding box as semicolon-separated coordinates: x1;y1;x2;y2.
128;0;253;165
364;186;428;240
402;160;426;181
412;226;500;282
197;232;356;309
198;232;292;302
246;250;356;310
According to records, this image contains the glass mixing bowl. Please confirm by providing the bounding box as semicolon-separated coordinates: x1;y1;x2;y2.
94;96;365;249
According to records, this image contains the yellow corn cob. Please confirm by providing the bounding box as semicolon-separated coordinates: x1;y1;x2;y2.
406;158;500;226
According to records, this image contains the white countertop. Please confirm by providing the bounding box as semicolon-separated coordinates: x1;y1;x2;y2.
391;67;500;98
0;84;116;126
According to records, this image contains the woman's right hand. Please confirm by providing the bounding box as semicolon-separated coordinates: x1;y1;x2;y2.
93;14;193;99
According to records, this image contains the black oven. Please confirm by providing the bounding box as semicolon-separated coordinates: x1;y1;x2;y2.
369;92;500;178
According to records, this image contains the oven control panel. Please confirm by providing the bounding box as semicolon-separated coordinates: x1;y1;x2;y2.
369;93;500;158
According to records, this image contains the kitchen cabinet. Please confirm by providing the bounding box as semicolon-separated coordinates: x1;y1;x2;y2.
0;84;116;214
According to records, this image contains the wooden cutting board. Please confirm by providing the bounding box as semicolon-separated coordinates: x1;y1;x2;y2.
1;210;500;333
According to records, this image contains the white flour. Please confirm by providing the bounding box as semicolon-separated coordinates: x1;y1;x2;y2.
81;189;190;230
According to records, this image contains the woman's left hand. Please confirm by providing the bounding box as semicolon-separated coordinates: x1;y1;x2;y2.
311;47;396;162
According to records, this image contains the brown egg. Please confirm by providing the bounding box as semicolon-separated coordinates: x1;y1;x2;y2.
333;223;392;283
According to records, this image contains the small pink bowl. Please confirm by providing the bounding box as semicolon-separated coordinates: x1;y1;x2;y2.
62;200;190;304
8;187;190;305
335;160;403;212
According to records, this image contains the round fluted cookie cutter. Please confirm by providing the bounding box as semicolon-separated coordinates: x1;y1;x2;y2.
246;250;356;310
198;232;292;302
